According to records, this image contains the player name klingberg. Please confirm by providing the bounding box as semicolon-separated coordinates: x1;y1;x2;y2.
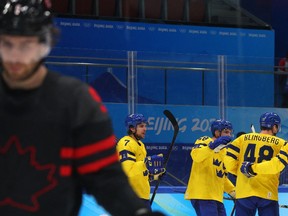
243;134;280;144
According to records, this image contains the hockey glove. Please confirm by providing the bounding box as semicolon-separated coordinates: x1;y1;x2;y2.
145;155;166;175
240;161;257;178
149;170;167;182
209;136;232;152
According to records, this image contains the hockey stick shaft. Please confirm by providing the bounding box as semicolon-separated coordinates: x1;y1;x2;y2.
166;171;187;186
150;110;179;206
251;124;256;133
228;193;236;216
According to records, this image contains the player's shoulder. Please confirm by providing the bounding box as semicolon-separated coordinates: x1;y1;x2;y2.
47;71;85;90
117;136;138;149
46;71;95;101
118;135;136;145
277;137;287;145
195;136;212;145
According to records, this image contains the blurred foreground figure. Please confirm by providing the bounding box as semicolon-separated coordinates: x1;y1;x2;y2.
0;1;165;215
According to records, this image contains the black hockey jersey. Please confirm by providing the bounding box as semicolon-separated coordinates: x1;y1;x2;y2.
0;71;146;216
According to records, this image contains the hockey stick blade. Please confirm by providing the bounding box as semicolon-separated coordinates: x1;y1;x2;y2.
163;110;179;166
150;110;179;206
163;110;179;133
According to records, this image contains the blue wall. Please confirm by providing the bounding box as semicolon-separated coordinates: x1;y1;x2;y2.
48;17;275;107
53;18;274;57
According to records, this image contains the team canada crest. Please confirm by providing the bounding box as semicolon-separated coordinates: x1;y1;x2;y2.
0;136;57;212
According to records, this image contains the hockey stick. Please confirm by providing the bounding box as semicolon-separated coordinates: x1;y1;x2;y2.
227;193;236;216
166;171;187;186
223;196;234;201
150;110;179;206
279;205;288;208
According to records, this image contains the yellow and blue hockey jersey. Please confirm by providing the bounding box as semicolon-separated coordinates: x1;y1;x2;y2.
225;132;286;201
252;141;288;175
185;136;235;202
116;135;150;199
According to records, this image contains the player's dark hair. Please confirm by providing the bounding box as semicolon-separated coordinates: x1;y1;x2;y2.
260;126;272;131
127;128;133;135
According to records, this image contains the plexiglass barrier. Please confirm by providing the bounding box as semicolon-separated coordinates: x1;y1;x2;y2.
46;49;288;187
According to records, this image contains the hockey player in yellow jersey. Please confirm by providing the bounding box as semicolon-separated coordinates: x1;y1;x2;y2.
117;114;166;210
185;119;235;216
225;112;285;216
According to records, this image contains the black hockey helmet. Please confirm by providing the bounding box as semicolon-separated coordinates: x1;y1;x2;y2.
0;0;53;37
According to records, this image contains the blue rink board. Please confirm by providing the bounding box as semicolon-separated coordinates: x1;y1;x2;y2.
79;186;288;216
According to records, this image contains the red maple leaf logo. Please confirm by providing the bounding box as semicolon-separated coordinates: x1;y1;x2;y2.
0;136;58;212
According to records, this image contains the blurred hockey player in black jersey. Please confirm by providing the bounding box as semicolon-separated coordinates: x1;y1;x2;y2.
0;0;165;216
